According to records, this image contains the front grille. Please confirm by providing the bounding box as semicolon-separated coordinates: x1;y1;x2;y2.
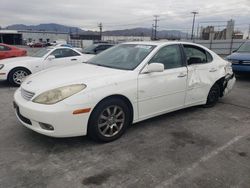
21;88;35;101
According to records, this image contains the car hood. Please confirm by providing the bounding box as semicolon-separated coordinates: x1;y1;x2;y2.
226;52;250;61
21;63;128;93
0;56;40;65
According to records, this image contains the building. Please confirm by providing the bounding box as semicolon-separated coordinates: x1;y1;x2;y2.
0;29;69;45
0;30;22;45
0;29;152;47
200;19;243;40
21;30;69;43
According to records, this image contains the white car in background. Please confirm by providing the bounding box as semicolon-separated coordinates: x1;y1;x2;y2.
0;47;95;86
14;41;235;142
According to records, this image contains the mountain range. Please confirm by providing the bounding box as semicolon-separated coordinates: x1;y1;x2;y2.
5;23;188;39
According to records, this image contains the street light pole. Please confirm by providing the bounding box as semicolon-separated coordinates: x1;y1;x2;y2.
191;11;198;41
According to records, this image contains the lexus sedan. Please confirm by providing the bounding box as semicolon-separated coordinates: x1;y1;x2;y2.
0;47;94;86
226;40;250;72
14;41;235;142
0;43;27;60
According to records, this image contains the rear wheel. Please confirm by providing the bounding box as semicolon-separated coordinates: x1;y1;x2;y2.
88;98;130;142
8;68;31;87
205;83;220;107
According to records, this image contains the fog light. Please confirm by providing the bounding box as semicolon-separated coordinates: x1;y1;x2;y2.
39;122;54;131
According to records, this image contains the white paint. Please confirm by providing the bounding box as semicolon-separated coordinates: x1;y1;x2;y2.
13;41;235;137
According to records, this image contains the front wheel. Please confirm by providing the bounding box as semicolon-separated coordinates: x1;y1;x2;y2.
88;98;131;142
204;83;220;107
8;68;31;87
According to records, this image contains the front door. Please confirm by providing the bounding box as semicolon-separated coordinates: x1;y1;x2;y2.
138;44;187;120
44;48;82;69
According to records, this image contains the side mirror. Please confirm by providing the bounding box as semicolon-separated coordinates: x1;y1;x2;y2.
142;63;164;73
47;55;55;61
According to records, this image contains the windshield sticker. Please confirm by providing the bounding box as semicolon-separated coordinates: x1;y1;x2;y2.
135;45;152;50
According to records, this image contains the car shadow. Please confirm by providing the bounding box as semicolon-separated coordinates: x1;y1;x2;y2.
235;72;250;81
0;80;19;89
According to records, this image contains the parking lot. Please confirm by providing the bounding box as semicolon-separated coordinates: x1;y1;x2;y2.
0;74;250;188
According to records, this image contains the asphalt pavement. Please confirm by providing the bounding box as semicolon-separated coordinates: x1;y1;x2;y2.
0;74;250;188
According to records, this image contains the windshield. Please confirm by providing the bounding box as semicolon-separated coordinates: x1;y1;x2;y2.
30;48;51;57
237;42;250;53
82;44;97;54
87;44;155;70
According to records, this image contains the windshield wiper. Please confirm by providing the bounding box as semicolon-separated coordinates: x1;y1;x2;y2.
93;64;114;68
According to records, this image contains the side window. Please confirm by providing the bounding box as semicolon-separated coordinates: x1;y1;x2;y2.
0;45;11;51
96;45;106;51
183;45;213;65
149;45;183;69
50;49;80;58
103;45;112;50
0;45;5;51
65;49;80;57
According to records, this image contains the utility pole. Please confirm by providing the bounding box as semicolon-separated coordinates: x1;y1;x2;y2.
98;22;103;41
191;11;198;41
153;15;159;40
196;23;200;40
248;24;250;39
151;24;154;40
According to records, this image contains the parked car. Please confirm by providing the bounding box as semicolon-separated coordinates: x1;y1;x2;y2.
13;41;235;142
56;44;83;53
28;42;46;48
82;43;114;54
51;40;67;46
0;47;94;86
226;40;250;72
0;43;27;60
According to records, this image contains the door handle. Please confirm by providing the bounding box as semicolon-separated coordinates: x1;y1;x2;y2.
177;73;187;78
209;68;217;72
71;59;77;61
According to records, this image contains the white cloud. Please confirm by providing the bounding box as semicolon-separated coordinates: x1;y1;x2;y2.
0;0;249;33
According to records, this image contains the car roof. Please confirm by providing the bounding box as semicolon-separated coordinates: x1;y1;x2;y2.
124;41;198;46
95;43;114;46
123;41;214;50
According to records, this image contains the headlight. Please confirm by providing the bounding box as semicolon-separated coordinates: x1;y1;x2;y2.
0;64;4;70
33;84;86;104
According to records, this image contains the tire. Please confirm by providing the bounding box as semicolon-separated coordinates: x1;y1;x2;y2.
8;68;31;87
88;98;131;142
204;83;220;107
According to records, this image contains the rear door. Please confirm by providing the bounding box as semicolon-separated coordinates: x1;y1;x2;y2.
183;44;218;105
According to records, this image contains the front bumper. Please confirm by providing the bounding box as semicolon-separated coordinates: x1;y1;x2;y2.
14;88;93;137
0;72;7;80
223;73;236;96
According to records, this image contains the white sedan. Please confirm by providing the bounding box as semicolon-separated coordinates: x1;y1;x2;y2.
0;47;94;86
14;41;235;142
